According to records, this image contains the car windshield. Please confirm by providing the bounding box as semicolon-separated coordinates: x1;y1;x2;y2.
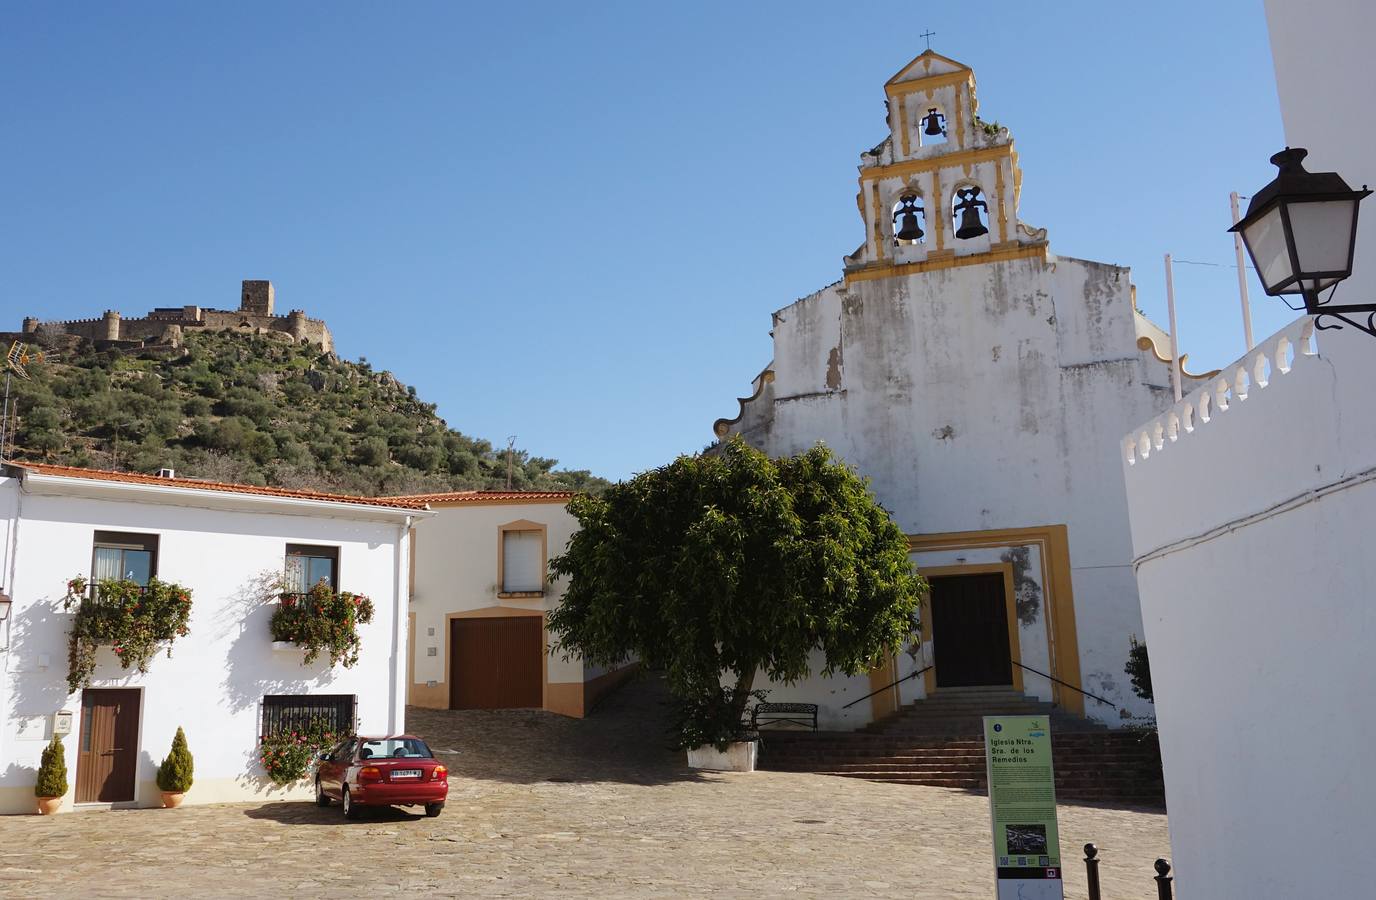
358;738;433;760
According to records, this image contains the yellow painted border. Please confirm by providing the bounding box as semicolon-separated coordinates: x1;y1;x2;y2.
908;526;1084;715
861;143;1013;184
845;243;1047;284
918;563;1023;694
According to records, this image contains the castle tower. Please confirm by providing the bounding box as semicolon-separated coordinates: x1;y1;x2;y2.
287;309;308;341
22;317;38;334
101;310;121;341
842;50;1047;281
240;280;275;316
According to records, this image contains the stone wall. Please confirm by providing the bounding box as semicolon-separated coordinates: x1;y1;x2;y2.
18;281;334;353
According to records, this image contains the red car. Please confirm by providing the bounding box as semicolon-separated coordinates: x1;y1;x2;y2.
315;735;448;819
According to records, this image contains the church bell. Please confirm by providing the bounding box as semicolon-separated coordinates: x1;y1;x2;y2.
955;207;988;240
953;188;989;240
921;108;945;137
893;196;924;242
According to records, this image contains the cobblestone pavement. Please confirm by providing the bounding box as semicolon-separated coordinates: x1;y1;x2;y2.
0;678;1170;898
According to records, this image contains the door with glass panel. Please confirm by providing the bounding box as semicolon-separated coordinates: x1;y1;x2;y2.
285;545;338;594
91;532;158;593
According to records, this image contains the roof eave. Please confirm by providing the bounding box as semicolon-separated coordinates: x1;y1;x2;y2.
16;470;432;522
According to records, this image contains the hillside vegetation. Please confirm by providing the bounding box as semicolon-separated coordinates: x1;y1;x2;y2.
5;331;607;496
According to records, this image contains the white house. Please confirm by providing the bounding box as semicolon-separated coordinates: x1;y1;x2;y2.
715;50;1209;730
1121;1;1376;895
0;462;425;814
401;490;633;718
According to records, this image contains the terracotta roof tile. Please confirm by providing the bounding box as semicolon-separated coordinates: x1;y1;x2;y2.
386;489;577;504
8;462;428;510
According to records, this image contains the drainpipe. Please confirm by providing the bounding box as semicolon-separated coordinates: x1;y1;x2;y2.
389;516;413;734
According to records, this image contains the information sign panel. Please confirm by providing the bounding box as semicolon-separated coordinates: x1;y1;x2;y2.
984;715;1063;900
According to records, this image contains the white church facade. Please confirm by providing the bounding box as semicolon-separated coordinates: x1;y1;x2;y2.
715;51;1213;730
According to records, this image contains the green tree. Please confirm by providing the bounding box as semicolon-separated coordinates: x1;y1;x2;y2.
156;726;194;793
1125;636;1153;702
35;737;68;798
547;438;926;749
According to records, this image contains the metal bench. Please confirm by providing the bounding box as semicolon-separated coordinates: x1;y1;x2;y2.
750;702;818;732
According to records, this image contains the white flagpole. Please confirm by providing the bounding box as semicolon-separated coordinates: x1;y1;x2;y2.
1165;253;1182;402
1231;192;1255;351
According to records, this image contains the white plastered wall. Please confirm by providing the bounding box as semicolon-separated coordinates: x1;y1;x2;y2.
734;253;1170;726
1124;318;1376;898
0;478;410;814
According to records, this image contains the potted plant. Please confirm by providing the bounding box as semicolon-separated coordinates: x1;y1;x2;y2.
35;736;68;815
676;688;764;773
156;726;194;807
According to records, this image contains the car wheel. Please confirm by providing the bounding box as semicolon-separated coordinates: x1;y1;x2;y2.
315;779;330;807
343;786;361;820
425;802;444;818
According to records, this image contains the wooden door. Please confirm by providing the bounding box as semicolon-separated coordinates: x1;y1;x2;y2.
449;617;543;709
76;689;140;803
930;574;1013;688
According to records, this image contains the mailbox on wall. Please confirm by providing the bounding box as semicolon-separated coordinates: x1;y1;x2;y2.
53;710;73;736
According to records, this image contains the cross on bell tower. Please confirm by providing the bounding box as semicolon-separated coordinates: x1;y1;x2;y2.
840;49;1050;281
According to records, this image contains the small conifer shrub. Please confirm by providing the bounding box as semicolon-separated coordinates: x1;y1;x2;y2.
35;737;68;798
156;726;194;793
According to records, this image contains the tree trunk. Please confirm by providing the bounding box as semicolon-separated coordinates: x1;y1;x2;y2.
729;666;757;728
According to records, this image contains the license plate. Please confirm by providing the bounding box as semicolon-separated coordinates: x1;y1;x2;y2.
391;769;423;779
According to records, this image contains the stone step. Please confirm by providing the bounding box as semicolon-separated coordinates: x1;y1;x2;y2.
759;728;1165;805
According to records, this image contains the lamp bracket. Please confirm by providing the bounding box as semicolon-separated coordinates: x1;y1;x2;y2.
1314;310;1376;339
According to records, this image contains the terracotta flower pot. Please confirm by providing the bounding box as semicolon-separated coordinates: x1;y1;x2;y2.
160;791;186;809
35;796;62;815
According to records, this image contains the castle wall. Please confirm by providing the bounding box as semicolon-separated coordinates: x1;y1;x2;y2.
22;306;332;353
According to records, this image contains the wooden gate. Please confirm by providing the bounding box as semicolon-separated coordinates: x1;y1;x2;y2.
449;616;544;709
76;689;141;803
930;573;1014;688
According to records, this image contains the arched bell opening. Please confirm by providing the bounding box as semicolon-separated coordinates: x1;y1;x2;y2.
917;105;948;147
891;194;927;246
951;185;990;241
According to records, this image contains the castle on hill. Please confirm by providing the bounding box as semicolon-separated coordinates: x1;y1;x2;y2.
19;280;333;352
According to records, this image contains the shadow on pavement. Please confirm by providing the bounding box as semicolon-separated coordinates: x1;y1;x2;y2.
243;801;427;825
405;672;711;787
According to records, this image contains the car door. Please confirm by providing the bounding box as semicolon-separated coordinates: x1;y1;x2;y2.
321;739;353;798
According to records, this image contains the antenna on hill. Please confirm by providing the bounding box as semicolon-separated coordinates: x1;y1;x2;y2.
506;435;517;490
2;342;46;462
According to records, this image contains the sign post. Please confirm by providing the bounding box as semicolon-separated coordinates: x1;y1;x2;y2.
984;715;1063;899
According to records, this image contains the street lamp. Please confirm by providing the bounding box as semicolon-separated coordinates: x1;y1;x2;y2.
0;589;11;623
1231;148;1373;336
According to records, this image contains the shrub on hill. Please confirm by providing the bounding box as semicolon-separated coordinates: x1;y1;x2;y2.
6;331;606;496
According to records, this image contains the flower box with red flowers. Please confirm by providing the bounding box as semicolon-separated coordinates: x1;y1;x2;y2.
268;581;375;668
61;576;194;693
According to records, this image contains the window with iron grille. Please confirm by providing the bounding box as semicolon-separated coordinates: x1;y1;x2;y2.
260;694;357;738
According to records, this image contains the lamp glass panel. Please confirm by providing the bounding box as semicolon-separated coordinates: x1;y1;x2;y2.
1287;199;1356;276
1243;206;1294;293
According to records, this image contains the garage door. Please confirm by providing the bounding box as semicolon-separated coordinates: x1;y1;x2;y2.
449;616;544;709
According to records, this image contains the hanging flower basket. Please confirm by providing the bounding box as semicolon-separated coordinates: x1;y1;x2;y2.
268;581;374;668
63;576;193;693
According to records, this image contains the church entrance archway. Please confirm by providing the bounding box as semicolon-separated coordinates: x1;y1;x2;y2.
929;572;1014;688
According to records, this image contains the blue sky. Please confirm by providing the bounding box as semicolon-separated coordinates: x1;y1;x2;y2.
0;1;1284;481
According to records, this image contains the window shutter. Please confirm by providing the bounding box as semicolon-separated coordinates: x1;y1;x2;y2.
502;531;542;593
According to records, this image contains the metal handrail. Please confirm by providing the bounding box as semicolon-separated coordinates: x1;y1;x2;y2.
1010;658;1118;710
841;664;933;710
